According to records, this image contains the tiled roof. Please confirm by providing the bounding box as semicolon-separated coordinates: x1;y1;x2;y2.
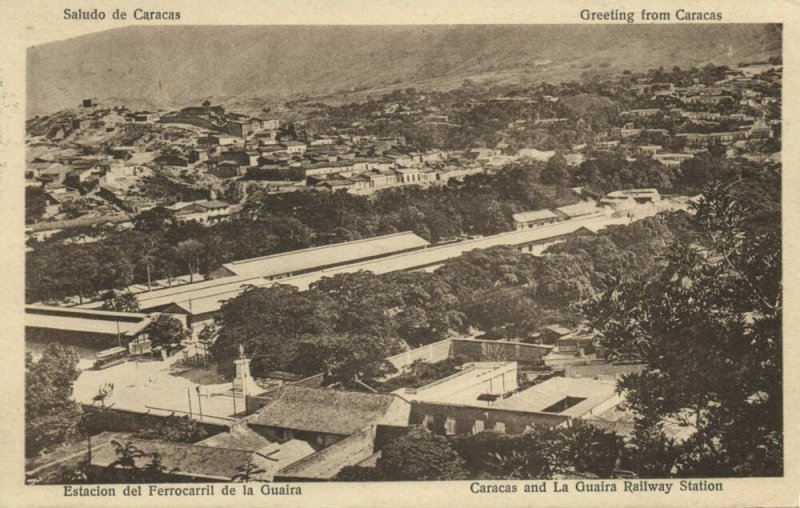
91;438;253;481
583;419;636;437
275;426;377;480
249;386;402;436
196;425;274;450
564;363;646;380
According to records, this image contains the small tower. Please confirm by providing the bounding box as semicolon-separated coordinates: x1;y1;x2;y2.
232;345;251;397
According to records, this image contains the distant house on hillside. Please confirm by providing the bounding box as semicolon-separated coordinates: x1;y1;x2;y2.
512;209;559;230
281;141;307;154
555;200;603;220
167;200;232;224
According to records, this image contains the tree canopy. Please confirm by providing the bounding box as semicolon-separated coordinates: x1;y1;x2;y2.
146;315;191;354
376;426;469;481
584;180;782;476
133;414;208;443
25;345;83;457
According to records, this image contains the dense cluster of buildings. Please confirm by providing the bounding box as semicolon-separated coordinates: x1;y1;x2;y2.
149;101;555;194
24;62;779;484
25;62;779;248
78;332;695;482
600;67;780;158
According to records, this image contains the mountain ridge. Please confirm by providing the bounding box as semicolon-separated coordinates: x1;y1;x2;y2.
27;24;781;116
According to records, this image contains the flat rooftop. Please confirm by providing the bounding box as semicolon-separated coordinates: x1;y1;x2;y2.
393;362;517;406
495;376;619;418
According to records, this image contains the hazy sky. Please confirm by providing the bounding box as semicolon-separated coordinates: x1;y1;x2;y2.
17;0;782;47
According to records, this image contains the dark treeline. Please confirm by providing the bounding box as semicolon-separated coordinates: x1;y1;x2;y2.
207;210;703;380
25;166;576;304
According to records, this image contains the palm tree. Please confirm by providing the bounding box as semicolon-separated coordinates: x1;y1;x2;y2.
175;239;205;283
231;460;266;482
197;324;218;367
482;342;513;362
61;458;90;483
142;452;178;481
109;440;147;470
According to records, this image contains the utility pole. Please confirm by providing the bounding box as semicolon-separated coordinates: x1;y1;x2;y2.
241;347;248;403
232;380;237;417
114;297;122;348
84;403;115;475
146;262;152;292
86;424;92;465
187;387;193;418
195;386;203;421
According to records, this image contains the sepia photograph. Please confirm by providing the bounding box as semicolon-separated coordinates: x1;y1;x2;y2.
20;20;783;493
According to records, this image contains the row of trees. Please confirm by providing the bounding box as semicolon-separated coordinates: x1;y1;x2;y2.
28;142;769;306
543;149;776;197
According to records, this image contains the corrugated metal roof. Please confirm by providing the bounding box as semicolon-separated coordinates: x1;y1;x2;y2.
223;231;429;279
135;215;611;316
512;209;558;223
25;305;150;336
564;363;647;380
